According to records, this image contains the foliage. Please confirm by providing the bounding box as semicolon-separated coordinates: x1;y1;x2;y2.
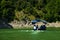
0;0;60;22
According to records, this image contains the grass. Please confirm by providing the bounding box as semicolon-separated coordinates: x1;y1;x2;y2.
13;27;60;31
0;29;60;40
1;27;60;31
47;27;60;31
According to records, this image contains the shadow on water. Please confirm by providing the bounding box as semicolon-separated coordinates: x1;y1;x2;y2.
0;19;13;29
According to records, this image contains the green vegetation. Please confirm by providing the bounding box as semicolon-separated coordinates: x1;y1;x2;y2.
0;0;60;22
0;29;60;40
47;27;60;31
2;27;60;31
15;27;60;31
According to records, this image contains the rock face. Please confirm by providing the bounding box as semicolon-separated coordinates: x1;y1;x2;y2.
9;21;60;29
46;22;60;27
0;19;13;29
0;19;59;29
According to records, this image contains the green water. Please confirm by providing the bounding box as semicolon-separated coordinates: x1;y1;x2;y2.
0;30;60;40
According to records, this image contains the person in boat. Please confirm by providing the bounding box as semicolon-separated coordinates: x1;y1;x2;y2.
33;25;37;31
33;25;39;31
40;24;46;30
36;25;38;30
